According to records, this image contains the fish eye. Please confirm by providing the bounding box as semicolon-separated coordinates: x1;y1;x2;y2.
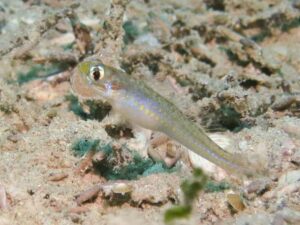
90;65;104;81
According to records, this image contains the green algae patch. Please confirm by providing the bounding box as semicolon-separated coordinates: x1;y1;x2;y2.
0;102;13;114
123;20;140;44
164;168;207;223
164;206;192;223
17;65;44;85
204;180;230;193
164;174;230;223
17;63;68;85
96;151;178;181
71;138;177;180
66;94;111;121
66;95;89;120
71;138;101;157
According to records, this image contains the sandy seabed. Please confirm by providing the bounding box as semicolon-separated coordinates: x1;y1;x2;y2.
0;0;300;224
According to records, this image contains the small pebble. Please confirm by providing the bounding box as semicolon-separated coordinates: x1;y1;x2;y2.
7;134;21;143
76;185;101;205
245;178;272;195
48;173;68;182
278;170;300;188
291;151;300;166
69;206;90;214
271;96;296;111
238;140;249;152
134;33;160;47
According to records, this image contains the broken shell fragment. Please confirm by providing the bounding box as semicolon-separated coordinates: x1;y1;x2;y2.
111;182;133;194
102;181;133;196
227;193;246;212
0;185;8;210
76;185;101;205
92;151;106;163
188;133;231;180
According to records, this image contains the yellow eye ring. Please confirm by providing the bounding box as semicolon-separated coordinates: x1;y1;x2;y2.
90;66;104;81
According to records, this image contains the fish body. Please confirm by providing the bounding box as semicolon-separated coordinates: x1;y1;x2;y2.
71;59;255;177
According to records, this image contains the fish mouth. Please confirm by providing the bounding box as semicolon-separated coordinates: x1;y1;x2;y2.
90;80;106;92
71;68;103;98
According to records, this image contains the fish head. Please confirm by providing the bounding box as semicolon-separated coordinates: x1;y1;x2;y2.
71;59;125;100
